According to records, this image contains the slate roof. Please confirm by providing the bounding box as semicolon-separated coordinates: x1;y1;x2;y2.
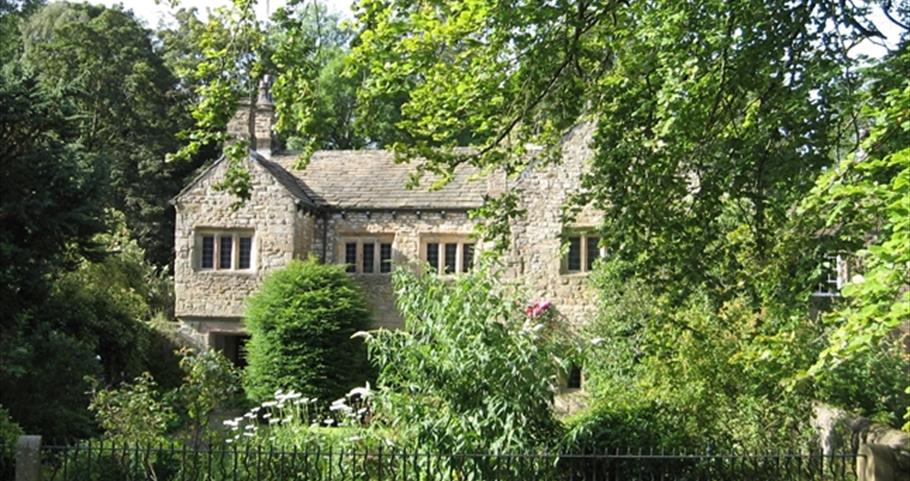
269;150;487;210
252;153;315;205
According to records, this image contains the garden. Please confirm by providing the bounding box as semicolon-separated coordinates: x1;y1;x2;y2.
1;0;908;479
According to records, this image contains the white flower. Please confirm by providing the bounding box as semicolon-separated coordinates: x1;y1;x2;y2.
283;417;293;424
262;401;277;408
223;419;239;427
323;418;334;425
268;418;280;425
590;337;604;346
285;391;302;400
245;424;256;431
250;407;261;413
347;386;371;398
351;331;372;340
275;389;284;397
243;432;255;437
263;413;272;419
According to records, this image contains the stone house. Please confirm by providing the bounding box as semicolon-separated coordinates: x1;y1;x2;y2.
172;89;602;382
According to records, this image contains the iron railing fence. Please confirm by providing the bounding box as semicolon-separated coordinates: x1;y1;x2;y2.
1;444;13;481
39;441;861;481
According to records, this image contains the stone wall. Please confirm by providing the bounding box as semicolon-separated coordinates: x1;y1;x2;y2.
174;157;311;321
309;122;601;330
505;122;602;331
316;210;477;329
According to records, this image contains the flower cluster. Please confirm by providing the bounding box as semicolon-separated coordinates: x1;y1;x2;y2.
223;389;317;443
327;384;372;427
525;300;553;318
221;384;373;444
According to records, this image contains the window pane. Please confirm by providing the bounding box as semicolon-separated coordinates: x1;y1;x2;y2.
201;236;214;269
567;237;581;271
380;243;392;273
238;237;253;269
345;242;357;273
219;236;233;269
462;243;475;273
425;243;439;272
444;243;458;274
586;236;600;271
362;242;375;273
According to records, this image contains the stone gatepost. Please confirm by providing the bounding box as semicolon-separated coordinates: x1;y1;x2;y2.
15;435;41;481
857;443;910;481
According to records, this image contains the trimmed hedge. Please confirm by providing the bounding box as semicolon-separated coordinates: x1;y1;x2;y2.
243;259;373;402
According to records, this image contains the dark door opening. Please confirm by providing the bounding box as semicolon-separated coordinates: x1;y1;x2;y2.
211;333;250;368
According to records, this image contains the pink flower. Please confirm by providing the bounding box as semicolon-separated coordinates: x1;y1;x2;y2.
525;300;553;318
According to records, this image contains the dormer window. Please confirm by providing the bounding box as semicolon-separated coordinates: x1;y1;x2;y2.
197;230;254;271
564;232;602;274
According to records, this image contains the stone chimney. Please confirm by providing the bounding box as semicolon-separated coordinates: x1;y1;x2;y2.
226;76;276;158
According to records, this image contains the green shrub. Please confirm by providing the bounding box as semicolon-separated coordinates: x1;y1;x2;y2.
0;216;182;439
0;404;23;476
88;372;177;443
243;258;373;403
176;348;242;442
363;265;569;452
582;259;810;448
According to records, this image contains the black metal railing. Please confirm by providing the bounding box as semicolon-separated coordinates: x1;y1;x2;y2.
39;441;860;481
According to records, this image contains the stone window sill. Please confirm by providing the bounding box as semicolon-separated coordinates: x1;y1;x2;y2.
560;272;591;278
194;269;257;277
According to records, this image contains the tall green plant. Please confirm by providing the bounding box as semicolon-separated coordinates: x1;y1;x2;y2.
363;266;568;453
89;373;176;444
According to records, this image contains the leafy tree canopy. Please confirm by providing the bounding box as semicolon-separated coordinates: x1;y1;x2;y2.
19;1;203;267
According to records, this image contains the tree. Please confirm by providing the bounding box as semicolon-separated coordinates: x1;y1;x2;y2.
19;1;203;267
347;0;887;295
0;69;105;321
0;0;44;65
0;73;182;435
243;259;373;403
273;2;361;150
791;44;910;428
345;0;909;435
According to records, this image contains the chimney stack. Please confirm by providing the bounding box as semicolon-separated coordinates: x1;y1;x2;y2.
226;75;275;158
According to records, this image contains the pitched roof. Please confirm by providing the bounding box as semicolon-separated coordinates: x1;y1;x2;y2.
270;150;488;210
251;152;316;206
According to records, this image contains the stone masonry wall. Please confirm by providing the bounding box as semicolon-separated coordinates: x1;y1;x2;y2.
307;123;600;330
504;122;601;331
174;157;312;321
315;210;476;329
